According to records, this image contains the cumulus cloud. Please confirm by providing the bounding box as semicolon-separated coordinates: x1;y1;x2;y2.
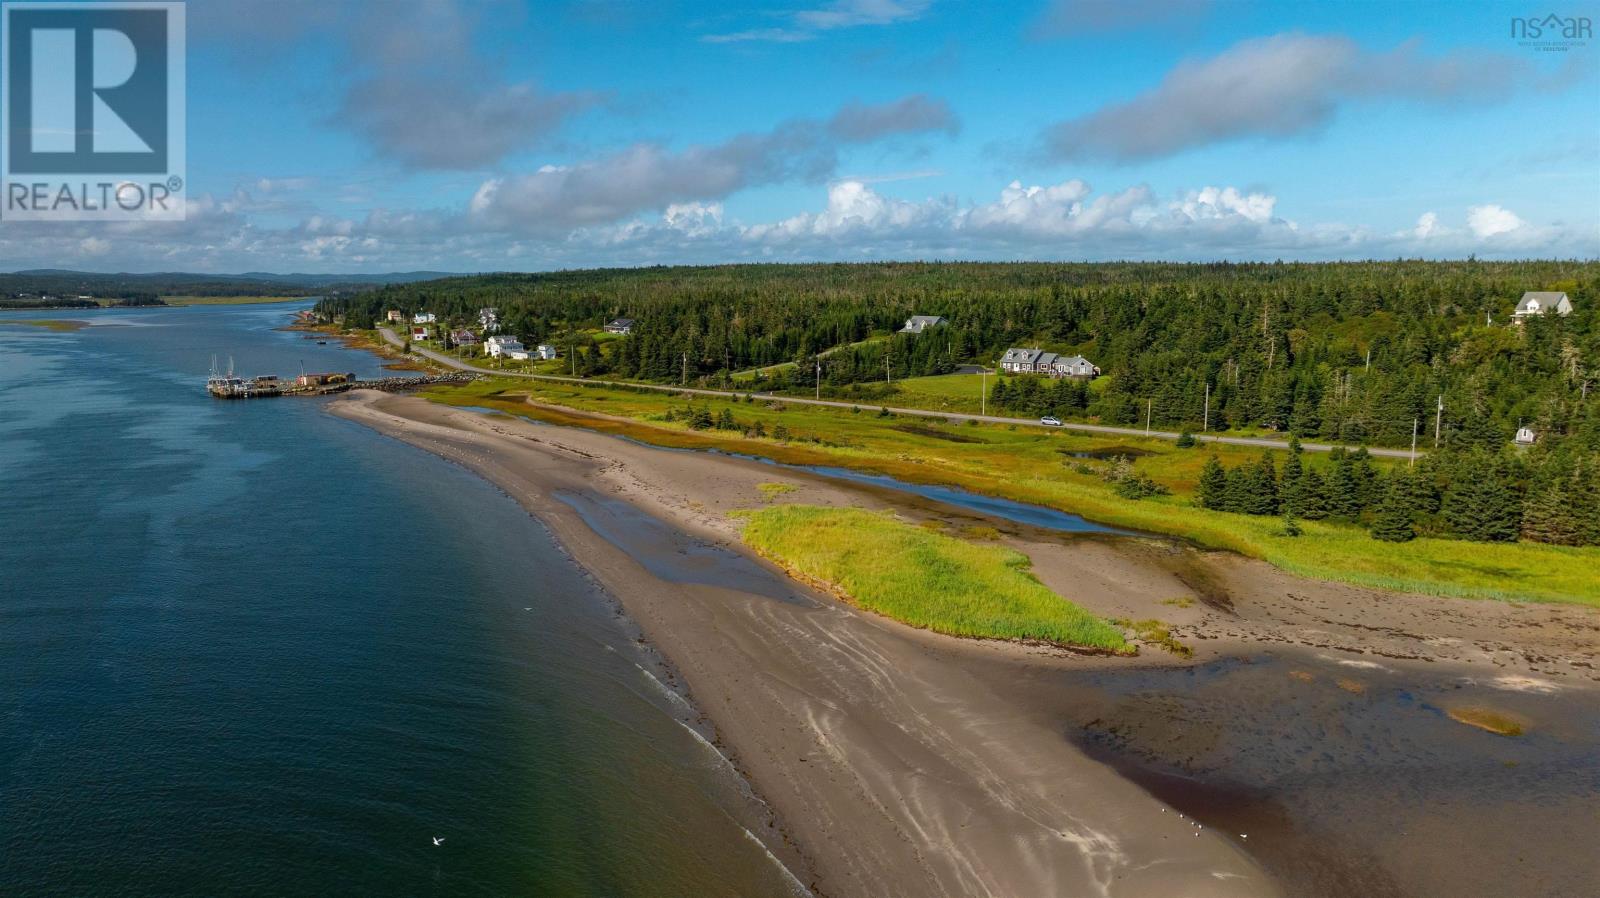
1031;0;1212;38
1467;204;1525;238
703;0;928;43
467;96;959;232
1041;33;1553;162
2;182;1590;273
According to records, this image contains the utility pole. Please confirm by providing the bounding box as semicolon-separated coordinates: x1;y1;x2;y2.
980;368;987;416
1434;395;1443;448
1364;347;1371;372
815;360;821;400
1203;382;1211;432
681;352;688;387
885;349;892;385
1146;398;1153;435
1411;417;1419;467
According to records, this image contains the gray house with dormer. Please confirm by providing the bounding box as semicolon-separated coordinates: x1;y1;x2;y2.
899;315;948;334
999;348;1100;378
1513;292;1573;317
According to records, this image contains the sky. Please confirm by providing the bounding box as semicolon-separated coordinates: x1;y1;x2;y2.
2;0;1598;273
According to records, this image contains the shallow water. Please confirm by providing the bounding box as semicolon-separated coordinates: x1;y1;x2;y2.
1035;652;1600;898
0;304;802;897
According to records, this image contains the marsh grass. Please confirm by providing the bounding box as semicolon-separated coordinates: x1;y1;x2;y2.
739;505;1130;653
1113;618;1193;657
756;482;797;502
1446;707;1526;737
420;378;1600;607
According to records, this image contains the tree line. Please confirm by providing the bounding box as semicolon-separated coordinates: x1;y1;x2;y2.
315;260;1598;450
1194;439;1600;546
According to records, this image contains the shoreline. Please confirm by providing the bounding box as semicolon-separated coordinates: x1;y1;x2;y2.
329;389;1600;898
330;390;1278;898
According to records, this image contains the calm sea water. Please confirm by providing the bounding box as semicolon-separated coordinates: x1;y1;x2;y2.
0;303;799;897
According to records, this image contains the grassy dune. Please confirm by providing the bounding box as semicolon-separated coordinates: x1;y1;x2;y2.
740;505;1130;652
421;379;1600;607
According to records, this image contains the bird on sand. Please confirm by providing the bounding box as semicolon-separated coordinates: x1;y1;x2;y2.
432;836;445;847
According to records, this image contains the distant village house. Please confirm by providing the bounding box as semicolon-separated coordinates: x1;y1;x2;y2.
485;335;525;358
451;329;479;346
410;326;430;341
1513;292;1573;317
604;317;636;334
478;307;500;333
899;315;947;334
535;344;559;360
413;312;437;324
385;310;405;323
999;348;1100;378
1515;426;1538;445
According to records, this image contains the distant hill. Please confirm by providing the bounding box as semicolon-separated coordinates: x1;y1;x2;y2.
0;269;460;304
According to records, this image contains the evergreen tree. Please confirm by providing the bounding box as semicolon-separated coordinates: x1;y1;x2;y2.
1197;456;1228;510
1240;453;1280;516
1371;476;1417;542
1326;449;1362;518
1298;468;1329;519
1443;454;1521;542
1281;448;1305;515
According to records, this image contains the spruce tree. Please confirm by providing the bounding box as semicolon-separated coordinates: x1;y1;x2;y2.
1371;476;1417;542
1241;452;1280;516
1520;456;1584;545
1298;468;1329;519
1197;456;1228;510
1443;454;1520;542
1326;449;1361;518
1281;449;1305;515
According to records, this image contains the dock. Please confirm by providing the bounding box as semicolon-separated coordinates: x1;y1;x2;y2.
206;371;477;399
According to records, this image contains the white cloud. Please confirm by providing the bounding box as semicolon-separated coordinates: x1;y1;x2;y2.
1041;33;1555;162
1;183;1591;274
1466;204;1525;238
704;0;928;43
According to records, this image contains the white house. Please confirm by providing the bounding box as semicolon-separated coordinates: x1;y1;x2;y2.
385;310;406;323
413;312;437;324
484;335;525;358
478;307;500;333
899;315;948;334
1515;426;1538;445
1513;291;1573;317
535;344;559;360
604;317;636;334
999;347;1100;378
410;326;430;341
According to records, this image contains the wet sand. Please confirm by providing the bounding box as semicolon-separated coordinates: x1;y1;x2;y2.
331;391;1273;898
331;391;1600;897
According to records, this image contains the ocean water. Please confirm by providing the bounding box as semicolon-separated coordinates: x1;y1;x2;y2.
0;304;799;897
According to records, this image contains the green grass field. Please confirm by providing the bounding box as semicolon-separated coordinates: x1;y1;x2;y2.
740;505;1130;652
421;378;1600;606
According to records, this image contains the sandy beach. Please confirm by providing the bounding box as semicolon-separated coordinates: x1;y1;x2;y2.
330;390;1600;898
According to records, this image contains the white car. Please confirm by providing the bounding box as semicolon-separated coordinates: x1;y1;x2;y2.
1040;416;1063;426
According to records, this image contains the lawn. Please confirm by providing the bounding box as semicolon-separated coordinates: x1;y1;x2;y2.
421;378;1600;606
740;505;1130;652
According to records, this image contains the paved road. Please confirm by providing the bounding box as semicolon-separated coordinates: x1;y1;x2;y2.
378;328;1422;459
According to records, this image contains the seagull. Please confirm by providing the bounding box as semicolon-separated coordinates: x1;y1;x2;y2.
432;837;445;847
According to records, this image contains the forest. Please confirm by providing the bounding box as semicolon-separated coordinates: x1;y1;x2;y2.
319;261;1598;451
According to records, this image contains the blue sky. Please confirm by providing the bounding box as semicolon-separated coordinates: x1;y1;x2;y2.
4;0;1597;272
